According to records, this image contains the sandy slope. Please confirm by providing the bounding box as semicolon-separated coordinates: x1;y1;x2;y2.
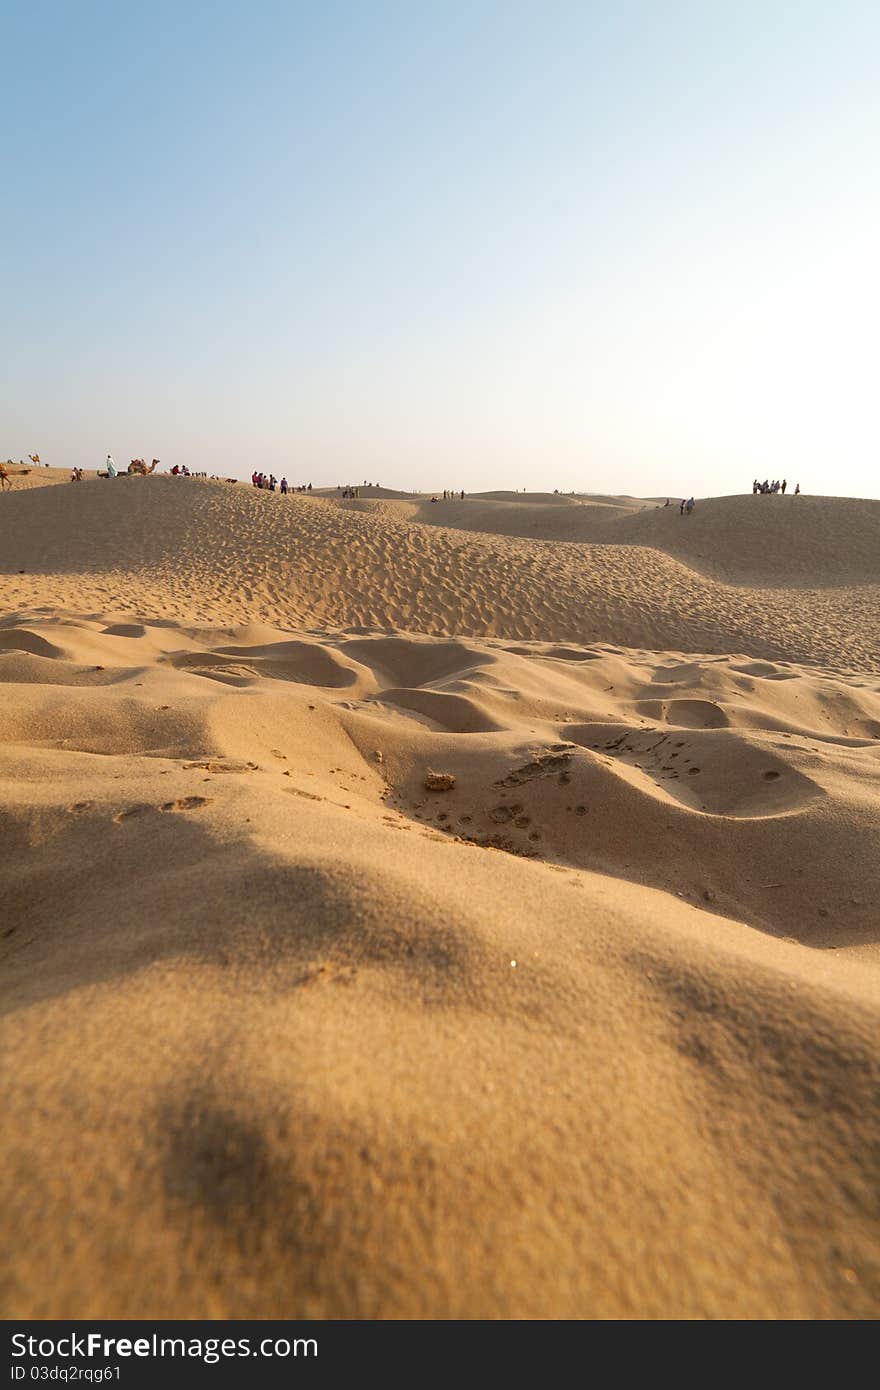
3;476;879;668
386;490;880;587
1;474;878;1318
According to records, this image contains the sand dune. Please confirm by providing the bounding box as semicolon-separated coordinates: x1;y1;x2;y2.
362;489;880;586
1;475;878;1317
2;475;878;669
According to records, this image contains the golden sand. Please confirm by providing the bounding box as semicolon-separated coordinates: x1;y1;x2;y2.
1;470;878;1317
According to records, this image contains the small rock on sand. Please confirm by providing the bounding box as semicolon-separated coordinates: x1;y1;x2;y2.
425;770;456;792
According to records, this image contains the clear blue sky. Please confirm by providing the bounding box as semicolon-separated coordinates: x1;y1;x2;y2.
3;1;879;496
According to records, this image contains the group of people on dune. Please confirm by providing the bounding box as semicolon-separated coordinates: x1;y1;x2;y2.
94;455;214;479
659;481;802;516
251;472;313;495
753;478;798;495
339;481;382;498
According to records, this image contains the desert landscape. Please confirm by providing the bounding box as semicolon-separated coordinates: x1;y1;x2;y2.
1;468;878;1318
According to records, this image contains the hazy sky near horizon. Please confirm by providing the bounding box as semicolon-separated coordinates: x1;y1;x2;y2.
4;1;879;496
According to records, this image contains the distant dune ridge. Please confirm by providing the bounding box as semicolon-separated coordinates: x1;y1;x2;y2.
1;470;878;1318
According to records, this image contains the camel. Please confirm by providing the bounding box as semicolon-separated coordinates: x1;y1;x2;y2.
0;462;31;490
128;458;160;475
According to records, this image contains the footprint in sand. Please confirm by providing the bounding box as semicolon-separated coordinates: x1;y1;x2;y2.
160;796;211;812
113;805;152;823
285;786;323;802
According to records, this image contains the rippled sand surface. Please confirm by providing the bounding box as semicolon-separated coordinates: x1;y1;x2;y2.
1;472;877;1317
